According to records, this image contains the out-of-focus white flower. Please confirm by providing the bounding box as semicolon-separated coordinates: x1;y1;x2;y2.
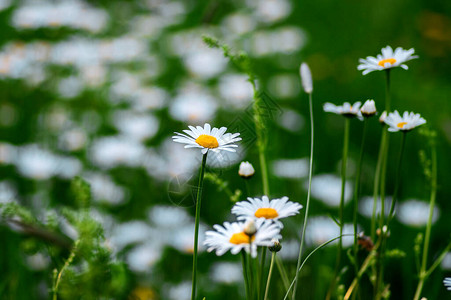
89;136;147;169
272;158;309;179
58;76;84;98
238;161;255;178
397;199;440;227
358;196;393;219
58;128;87;151
112;110;159;142
358;46;418;75
441;252;451;270
126;242;162;272
324;101;363;120
183;47;228;79
251;28;306;57
379;111;387;123
306;216;355;247
277;108;305;132
148;205;191;228
384;110;426;132
0;181;16;204
0;142;17;164
300;63;313;93
218;74;253;109
169;223;207;254
111;221;157;250
222;13;256;35
254;0;292;23
309;174;353;207
444;277;451;291
26;253;50;271
168;281;191;300
0;0;11;11
83;172;127;206
360;99;377;117
169;88;218;124
210;262;242;284
277;239;299;261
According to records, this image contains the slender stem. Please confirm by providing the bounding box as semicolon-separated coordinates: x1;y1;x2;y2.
53;240;79;300
258;247;267;300
292;93;314;300
371;129;386;241
251;81;270;196
425;241;451;277
352;119;368;294
248;250;255;300
413;142;437;300
191;153;208;300
275;256;290;291
384;70;391;112
242;251;251;300
264;252;276;300
387;132;407;222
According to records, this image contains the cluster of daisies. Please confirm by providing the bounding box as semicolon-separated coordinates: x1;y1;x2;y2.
324;46;426;131
204;195;303;258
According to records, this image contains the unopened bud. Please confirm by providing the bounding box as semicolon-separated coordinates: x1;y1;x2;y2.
360;99;377;117
268;238;282;252
300;63;313;94
379;111;387;124
238;161;255;179
243;219;257;237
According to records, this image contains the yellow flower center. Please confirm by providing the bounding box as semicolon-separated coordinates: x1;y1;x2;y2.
255;208;279;219
397;122;408;128
195;134;219;148
378;58;397;67
229;231;255;245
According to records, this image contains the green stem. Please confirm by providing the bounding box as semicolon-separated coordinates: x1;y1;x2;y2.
293;93;315;300
275;256;290;291
425;241;451;277
242;251;251;300
264;252;276;300
252;81;270;196
413;142;437;300
371;128;386;241
53;240;79;300
258;247;267;300
352;119;368;293
191;152;208;300
384;70;391;112
387;132;407;221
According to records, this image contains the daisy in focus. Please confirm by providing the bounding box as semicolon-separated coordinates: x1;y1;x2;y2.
384;111;426;132
357;46;418;75
172;123;241;154
204;219;281;258
231;196;303;227
323;101;363;120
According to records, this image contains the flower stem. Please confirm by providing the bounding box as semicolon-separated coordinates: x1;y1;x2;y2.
326;117;350;300
251;81;270;196
371;128;386;241
191;152;208;300
264;252;276;300
413;141;437;300
352;119;368;293
387;132;407;221
258;247;267;300
242;251;251;300
52;240;79;300
292;92;315;300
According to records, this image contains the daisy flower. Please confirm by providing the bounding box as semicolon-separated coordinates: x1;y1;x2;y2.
360;99;377;117
323;101;363;120
172;123;241;154
231;196;303;227
384;110;426;132
204;219;281;258
238;161;255;178
357;46;418;75
444;277;451;291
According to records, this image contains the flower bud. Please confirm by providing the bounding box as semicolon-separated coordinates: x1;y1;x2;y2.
300;63;313;94
238;161;255;179
243;219;257;237
268;238;282;252
379;111;387;124
360;99;377;117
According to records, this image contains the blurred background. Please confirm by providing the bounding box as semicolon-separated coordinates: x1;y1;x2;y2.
0;0;450;299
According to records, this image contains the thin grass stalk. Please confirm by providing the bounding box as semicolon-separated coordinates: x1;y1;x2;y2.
242;251;251;300
264;252;276;300
191;152;208;300
292;92;314;299
413;142;437;300
352;118;368;295
387;132;407;221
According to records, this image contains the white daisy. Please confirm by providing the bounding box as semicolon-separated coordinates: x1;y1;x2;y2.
444;277;451;291
357;46;418;75
384;110;426;132
204;219;281;258
231;196;303;227
323;101;363;120
172;123;241;154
